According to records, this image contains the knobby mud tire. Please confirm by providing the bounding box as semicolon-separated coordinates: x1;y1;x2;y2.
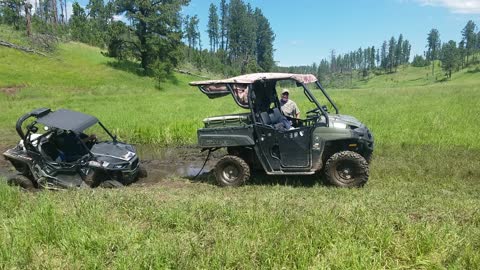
7;174;36;191
137;165;148;178
98;180;124;188
324;151;369;188
214;155;250;187
85;170;123;188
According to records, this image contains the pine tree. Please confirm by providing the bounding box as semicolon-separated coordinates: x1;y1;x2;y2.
370;46;376;69
427;28;441;76
395;34;403;68
330;50;337;73
207;3;219;52
461;20;477;65
388;36;396;72
219;0;228;51
69;2;88;41
253;8;274;71
115;0;189;75
402;40;411;64
458;40;466;68
440;40;460;79
381;41;387;71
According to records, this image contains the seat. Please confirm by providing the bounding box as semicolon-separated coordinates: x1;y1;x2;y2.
39;141;60;162
269;108;283;125
260;112;271;125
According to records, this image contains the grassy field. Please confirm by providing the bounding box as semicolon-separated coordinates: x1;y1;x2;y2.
1;27;480;269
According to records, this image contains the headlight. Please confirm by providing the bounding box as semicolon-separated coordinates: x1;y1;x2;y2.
89;161;102;167
89;160;111;168
113;163;128;169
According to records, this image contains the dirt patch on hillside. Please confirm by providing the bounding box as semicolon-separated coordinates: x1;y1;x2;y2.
0;84;25;96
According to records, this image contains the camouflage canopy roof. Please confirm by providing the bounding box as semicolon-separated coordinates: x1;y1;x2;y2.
189;73;318;86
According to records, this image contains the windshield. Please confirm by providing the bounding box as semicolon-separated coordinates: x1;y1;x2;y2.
303;81;338;114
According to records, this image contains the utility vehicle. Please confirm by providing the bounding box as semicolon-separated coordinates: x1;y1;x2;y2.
3;108;146;190
190;73;374;187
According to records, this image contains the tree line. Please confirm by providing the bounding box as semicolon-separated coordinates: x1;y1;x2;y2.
279;20;480;86
276;34;412;87
183;0;275;75
422;20;480;79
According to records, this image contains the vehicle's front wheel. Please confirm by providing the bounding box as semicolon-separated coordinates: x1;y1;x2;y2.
214;155;250;187
137;165;148;178
324;151;369;187
7;174;36;191
98;180;124;188
85;170;124;188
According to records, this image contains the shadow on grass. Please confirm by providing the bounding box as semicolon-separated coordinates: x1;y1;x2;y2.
105;59;181;90
466;67;480;74
106;60;145;76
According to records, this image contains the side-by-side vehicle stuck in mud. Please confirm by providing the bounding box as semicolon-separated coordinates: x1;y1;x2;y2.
190;72;374;187
3;108;147;190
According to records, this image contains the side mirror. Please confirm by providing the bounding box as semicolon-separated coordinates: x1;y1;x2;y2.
322;105;329;113
113;135;117;143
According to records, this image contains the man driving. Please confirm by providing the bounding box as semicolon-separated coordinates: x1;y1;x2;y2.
280;89;300;118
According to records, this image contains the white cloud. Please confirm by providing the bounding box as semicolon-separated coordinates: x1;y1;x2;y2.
415;0;480;14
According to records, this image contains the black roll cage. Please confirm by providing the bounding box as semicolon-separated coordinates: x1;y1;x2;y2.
17;109;117;159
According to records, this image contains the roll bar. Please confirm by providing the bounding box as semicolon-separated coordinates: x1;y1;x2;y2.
16;108;51;140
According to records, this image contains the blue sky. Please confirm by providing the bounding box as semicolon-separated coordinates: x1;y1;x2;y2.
71;0;480;66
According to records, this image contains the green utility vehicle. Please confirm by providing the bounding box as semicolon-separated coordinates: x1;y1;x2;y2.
190;73;374;187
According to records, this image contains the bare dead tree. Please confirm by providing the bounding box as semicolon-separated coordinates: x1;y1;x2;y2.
24;2;33;37
51;0;57;25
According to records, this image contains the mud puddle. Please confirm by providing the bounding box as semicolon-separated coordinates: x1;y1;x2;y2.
134;145;224;186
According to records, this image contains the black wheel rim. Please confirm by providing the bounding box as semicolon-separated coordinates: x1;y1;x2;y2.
334;160;359;184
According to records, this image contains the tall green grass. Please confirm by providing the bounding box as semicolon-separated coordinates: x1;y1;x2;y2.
1;161;479;269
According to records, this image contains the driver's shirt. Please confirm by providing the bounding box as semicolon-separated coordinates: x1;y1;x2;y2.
280;99;300;118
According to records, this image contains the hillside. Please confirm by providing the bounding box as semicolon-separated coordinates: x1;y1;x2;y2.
350;62;480;89
1;30;480;269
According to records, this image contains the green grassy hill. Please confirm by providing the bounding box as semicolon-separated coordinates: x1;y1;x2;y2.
351;62;480;89
1;27;479;269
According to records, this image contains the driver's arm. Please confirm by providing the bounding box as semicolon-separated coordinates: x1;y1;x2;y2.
294;103;301;118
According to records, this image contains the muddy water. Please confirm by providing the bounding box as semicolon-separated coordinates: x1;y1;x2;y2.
135;145;222;185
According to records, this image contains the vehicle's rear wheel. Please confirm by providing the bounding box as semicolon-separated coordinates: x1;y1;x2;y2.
324;151;369;187
7;174;36;191
214;155;250;187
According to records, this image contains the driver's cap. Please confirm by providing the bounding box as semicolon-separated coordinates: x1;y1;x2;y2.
281;89;289;95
